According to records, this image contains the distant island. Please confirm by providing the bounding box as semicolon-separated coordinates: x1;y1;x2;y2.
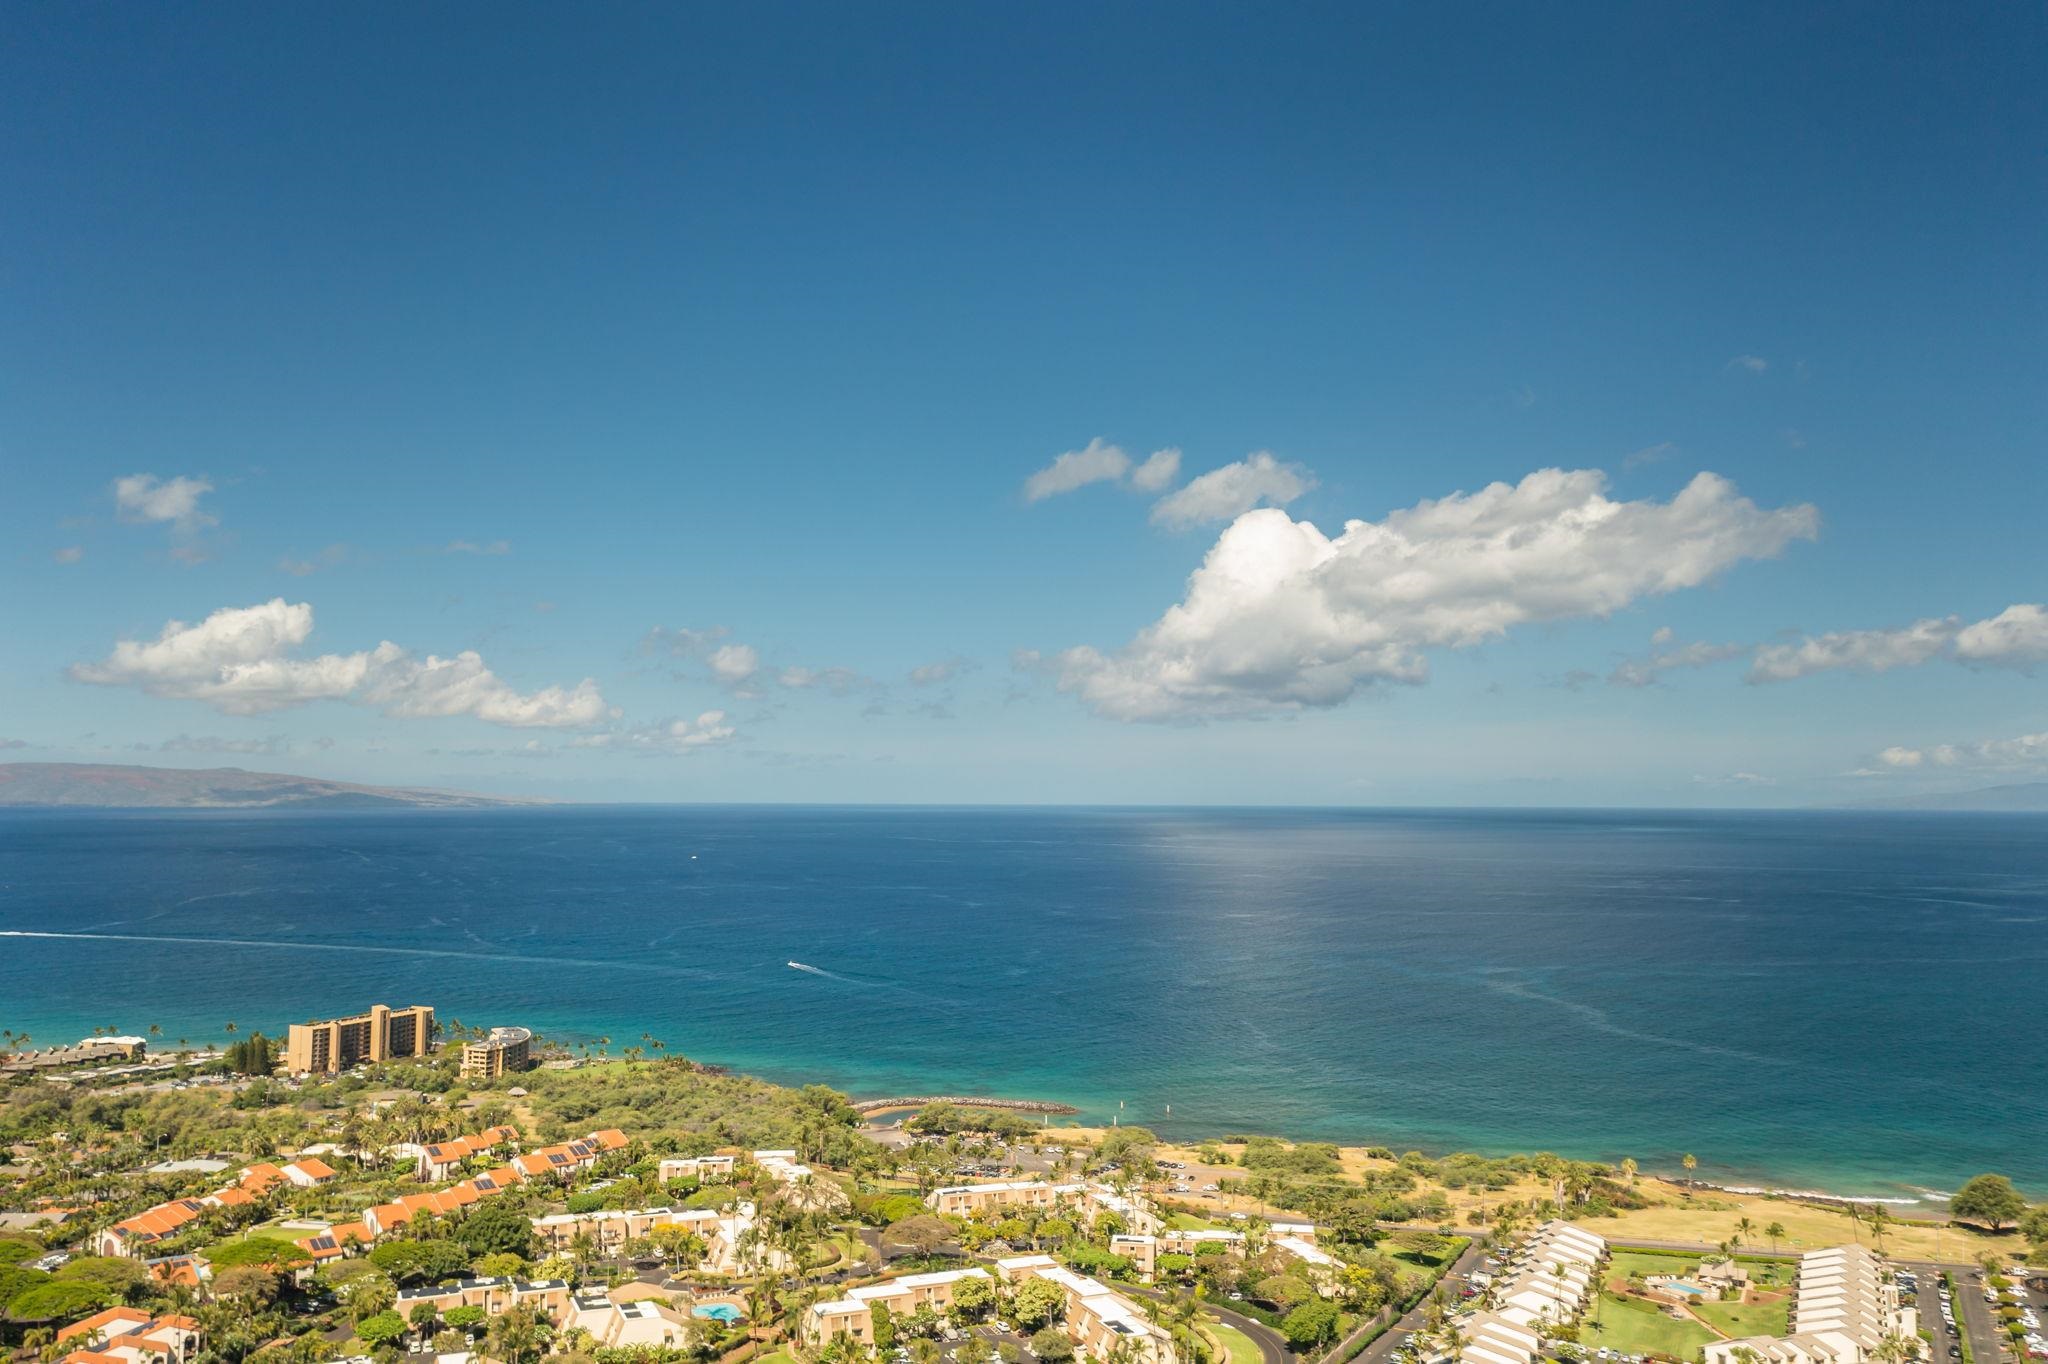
0;761;546;809
1832;780;2048;812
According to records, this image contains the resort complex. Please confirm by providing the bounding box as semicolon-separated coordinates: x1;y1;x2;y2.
1704;1245;1919;1364
1;1032;2040;1364
283;1004;436;1074
1449;1221;1609;1364
459;1026;535;1081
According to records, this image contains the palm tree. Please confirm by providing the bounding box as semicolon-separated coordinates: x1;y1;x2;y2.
1867;1205;1891;1251
1736;1217;1755;1246
1620;1157;1638;1188
1764;1221;1786;1255
1682;1153;1698;1190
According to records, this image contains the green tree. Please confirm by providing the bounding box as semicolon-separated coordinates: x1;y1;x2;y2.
950;1274;996;1321
1028;1328;1075;1363
1952;1175;2028;1231
356;1311;408;1348
7;1280;115;1322
1012;1278;1068;1331
213;1265;281;1305
1765;1221;1787;1254
456;1201;535;1258
1283;1300;1342;1350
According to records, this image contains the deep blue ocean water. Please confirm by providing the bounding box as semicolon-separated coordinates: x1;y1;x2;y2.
1;806;2043;1201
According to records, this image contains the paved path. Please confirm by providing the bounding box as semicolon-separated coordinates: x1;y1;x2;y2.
1338;1240;1488;1364
1121;1282;1291;1364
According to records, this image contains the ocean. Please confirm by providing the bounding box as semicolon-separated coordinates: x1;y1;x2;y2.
1;805;2043;1202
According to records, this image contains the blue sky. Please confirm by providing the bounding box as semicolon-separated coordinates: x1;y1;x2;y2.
3;2;2043;805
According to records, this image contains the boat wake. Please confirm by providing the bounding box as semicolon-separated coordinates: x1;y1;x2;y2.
786;960;859;984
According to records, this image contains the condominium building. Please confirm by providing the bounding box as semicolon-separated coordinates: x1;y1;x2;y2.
658;1155;738;1183
805;1269;1001;1348
1703;1245;1918;1364
996;1255;1176;1364
459;1026;533;1080
926;1179;1157;1233
1450;1221;1608;1364
394;1277;572;1322
284;1004;435;1074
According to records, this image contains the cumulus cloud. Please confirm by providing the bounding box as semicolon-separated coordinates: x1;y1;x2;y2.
359;646;612;727
909;657;975;686
707;643;760;689
114;474;215;529
777;665;875;695
1749;602;2048;682
1129;448;1182;492
1953;603;2048;669
1024;438;1131;501
52;546;84;565
1877;730;2048;772
1608;630;1747;688
1023;439;1190;502
573;711;736;754
1048;468;1819;721
1149;452;1315;530
1727;355;1769;374
70;598;612;729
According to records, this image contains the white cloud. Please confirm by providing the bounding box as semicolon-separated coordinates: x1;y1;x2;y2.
70;598;612;729
574;711;735;754
1877;730;2048;772
446;539;511;555
1149;451;1315;530
1608;632;1747;688
1024;438;1131;502
114;474;215;529
1953;603;2048;669
358;645;612;728
909;657;975;686
1129;448;1182;492
1693;771;1775;786
70;600;368;715
1749;602;2047;682
707;643;760;688
1728;355;1769;373
642;626;729;657
1050;468;1818;721
52;546;84;564
1622;442;1676;471
778;665;874;695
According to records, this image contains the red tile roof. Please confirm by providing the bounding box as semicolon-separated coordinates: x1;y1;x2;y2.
58;1308;152;1345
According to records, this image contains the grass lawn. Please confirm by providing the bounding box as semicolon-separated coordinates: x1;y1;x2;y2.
1578;1193;1995;1264
1605;1249;1799;1293
1692;1299;1790;1338
1581;1295;1717;1360
1210;1322;1264;1364
1166;1212;1227;1231
754;1352;795;1364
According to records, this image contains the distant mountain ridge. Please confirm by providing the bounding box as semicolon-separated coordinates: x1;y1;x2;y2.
0;762;546;809
1831;781;2048;812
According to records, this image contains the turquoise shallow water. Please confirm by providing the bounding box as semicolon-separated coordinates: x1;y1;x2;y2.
1;805;2043;1202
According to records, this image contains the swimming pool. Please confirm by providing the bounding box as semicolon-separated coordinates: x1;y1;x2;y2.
693;1304;744;1322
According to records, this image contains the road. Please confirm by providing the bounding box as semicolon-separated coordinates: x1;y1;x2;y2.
1121;1281;1291;1364
1338;1239;1489;1364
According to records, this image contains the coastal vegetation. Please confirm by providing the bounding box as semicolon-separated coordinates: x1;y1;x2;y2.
1;1048;2044;1364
